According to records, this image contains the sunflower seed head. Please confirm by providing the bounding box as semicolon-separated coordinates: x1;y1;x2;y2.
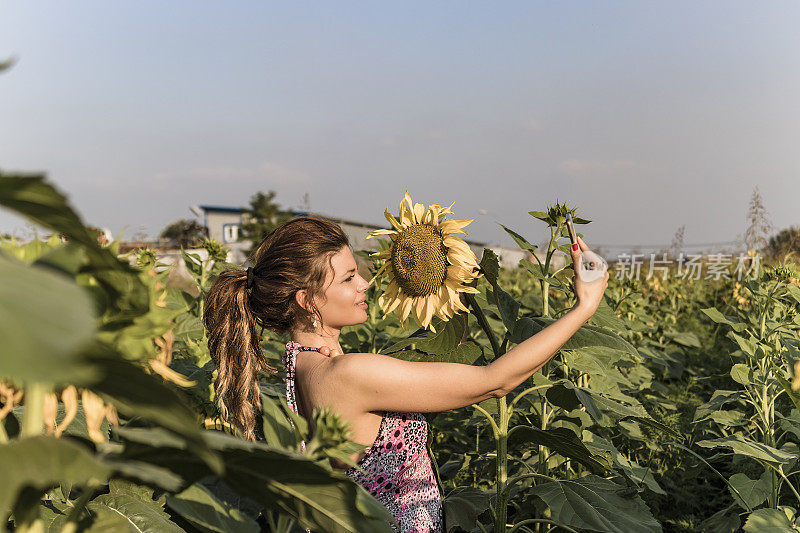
391;225;448;297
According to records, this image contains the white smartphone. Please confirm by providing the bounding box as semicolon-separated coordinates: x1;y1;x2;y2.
565;213;607;282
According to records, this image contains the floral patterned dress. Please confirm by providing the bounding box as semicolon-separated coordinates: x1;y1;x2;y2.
283;342;443;533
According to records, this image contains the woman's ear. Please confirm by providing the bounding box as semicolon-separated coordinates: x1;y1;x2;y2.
295;289;312;314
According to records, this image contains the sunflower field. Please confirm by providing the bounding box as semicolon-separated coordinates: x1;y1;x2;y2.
2;172;800;533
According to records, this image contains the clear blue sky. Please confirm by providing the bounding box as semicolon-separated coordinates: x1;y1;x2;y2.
2;1;799;254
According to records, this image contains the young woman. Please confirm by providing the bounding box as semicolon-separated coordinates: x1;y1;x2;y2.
204;216;608;533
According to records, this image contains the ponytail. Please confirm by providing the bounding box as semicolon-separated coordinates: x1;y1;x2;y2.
203;268;271;441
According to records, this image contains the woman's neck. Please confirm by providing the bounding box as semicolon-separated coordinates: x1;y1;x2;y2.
291;325;343;354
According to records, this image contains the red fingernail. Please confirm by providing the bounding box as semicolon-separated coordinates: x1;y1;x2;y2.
572;243;579;251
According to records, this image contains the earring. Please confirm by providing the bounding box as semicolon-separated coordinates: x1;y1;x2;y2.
312;318;318;329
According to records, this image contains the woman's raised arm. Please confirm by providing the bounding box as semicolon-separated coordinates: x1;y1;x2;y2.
331;236;608;414
331;302;597;413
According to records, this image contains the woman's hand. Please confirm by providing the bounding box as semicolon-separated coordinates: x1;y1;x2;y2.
569;235;609;319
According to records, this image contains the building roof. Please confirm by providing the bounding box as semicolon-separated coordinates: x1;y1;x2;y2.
199;205;246;213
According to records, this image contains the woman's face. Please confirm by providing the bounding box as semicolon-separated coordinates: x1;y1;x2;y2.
301;246;370;329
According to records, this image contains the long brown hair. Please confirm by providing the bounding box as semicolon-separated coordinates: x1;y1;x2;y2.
203;216;350;440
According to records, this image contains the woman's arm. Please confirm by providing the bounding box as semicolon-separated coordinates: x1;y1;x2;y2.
331;303;596;413
333;236;608;414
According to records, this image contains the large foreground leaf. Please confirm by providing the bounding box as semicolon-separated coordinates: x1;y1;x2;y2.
118;427;396;533
0;437;111;530
166;483;260;533
0;254;97;385
0;173;149;322
529;475;661;533
86;493;184;533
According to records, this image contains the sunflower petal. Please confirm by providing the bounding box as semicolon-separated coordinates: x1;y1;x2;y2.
384;208;404;231
370;249;391;260
368;261;390;287
422;207;435;225
448;248;478;268
384;294;402;314
413;298;425;326
399;296;414;322
367;229;397;238
399;197;414;226
438;201;456;217
458;285;481;294
422;297;435;328
413;202;425;224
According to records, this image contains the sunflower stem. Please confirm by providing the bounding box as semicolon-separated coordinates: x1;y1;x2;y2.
465;293;502;359
465;292;509;532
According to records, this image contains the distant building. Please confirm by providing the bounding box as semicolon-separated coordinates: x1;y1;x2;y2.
198;205;490;267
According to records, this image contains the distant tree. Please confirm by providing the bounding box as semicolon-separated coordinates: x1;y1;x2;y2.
159;219;207;248
743;185;774;253
662;224;685;258
766;226;800;263
240;190;294;256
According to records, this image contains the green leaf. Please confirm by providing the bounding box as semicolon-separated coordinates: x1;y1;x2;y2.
258;390;297;450
511;317;638;357
697;435;797;465
729;332;758;357
776;374;800;412
731;363;753;385
82;346;220;474
0;437;112;524
743;508;800;532
508;426;612;474
701;308;748;333
478;248;500;287
166;483;260;533
786;284;800;306
442;487;491;533
118;429;396;533
87;493;184;533
499;224;538;254
728;471;771;510
0;174;121;270
38;502;69;532
0;173;149;323
693;390;744;423
588;299;627;331
491;287;520;334
562;347;633;387
665;331;702;348
414;316;467;356
582;432;665;495
528;210;551;223
699;505;741;533
389;342;483;365
529;475;661;533
546;381;652;426
32;243;86;277
710;410;747;428
0;254;98;385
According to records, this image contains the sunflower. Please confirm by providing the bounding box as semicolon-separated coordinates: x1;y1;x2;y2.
366;191;481;331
